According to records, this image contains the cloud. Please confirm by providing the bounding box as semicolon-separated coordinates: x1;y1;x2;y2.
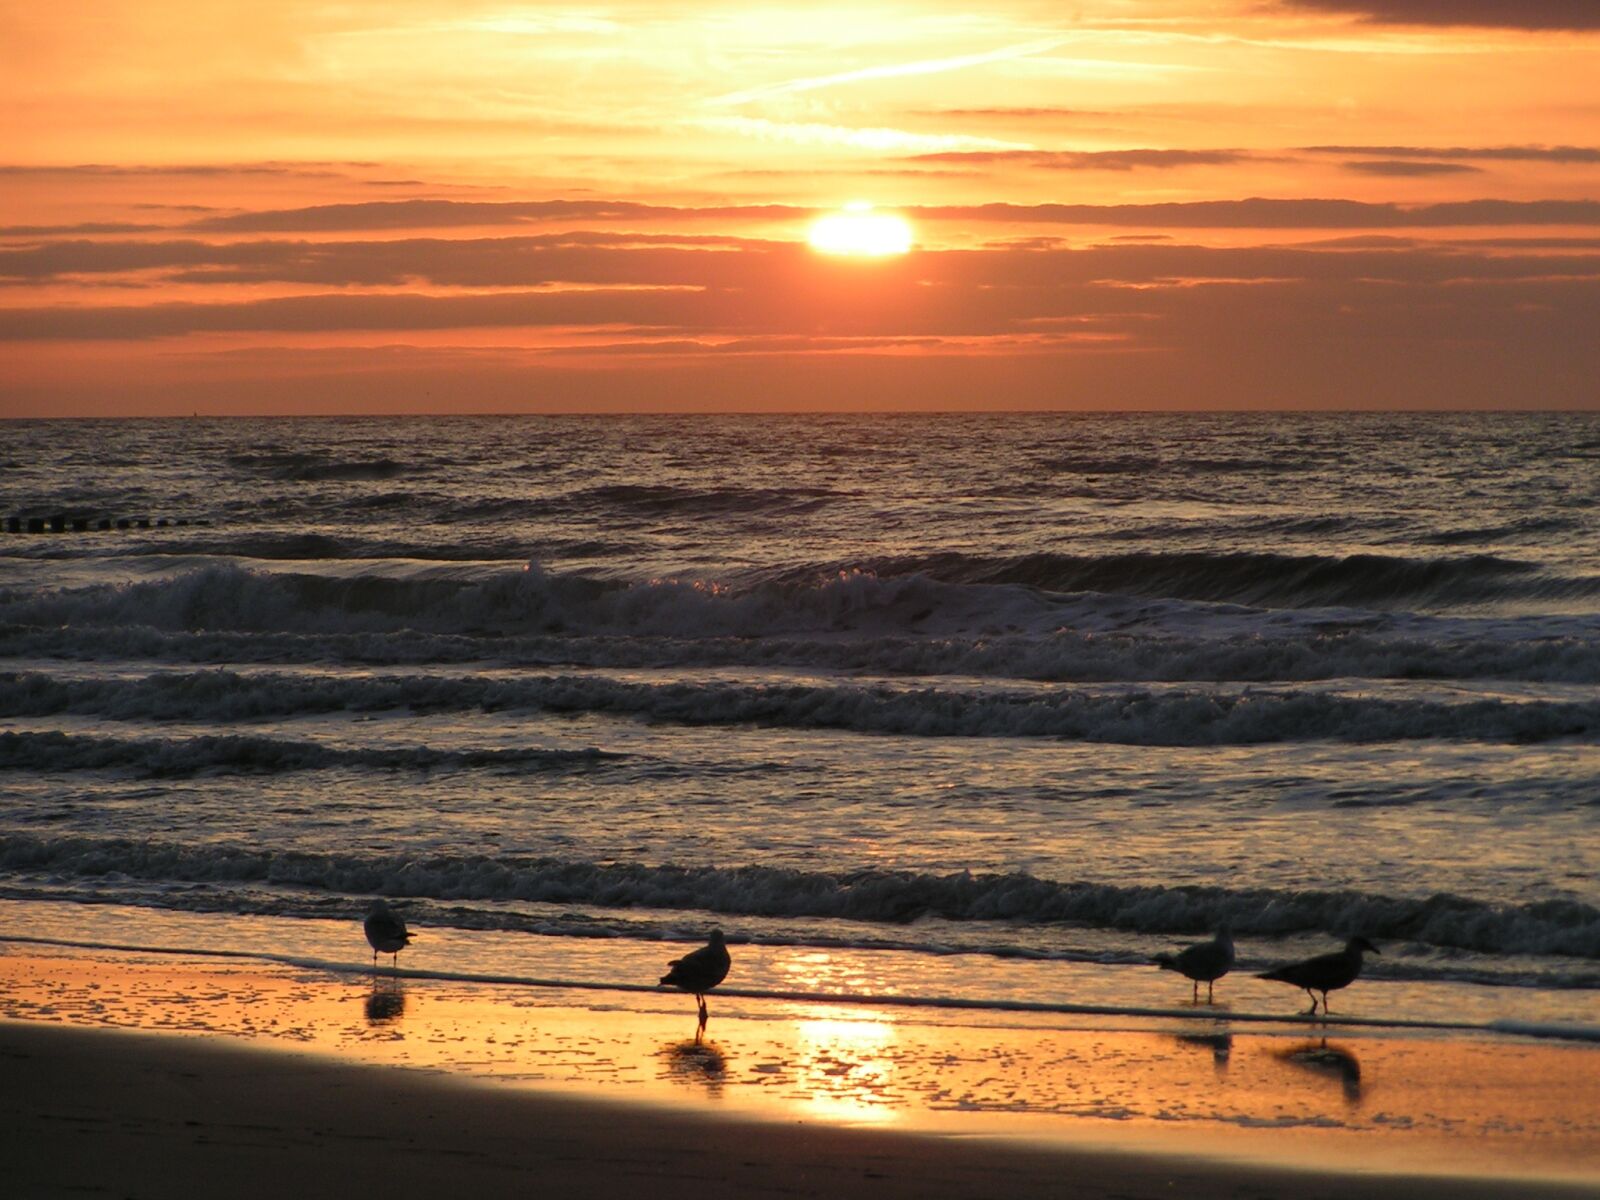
9;235;1599;292
0;290;705;341
704;37;1068;106
913;107;1118;120
0;222;164;236
188;199;802;233
10;274;1598;414
1277;1;1600;30
167;196;1600;236
8;263;1597;413
696;116;1023;155
937;198;1600;228
5;239;1597;347
1342;160;1483;175
0;162;376;179
0;235;753;288
908;149;1256;170
1304;144;1600;162
188;200;647;233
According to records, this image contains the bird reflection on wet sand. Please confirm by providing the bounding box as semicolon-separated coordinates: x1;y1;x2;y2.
364;982;407;1027
1174;1030;1232;1073
1279;1038;1362;1104
659;1039;728;1096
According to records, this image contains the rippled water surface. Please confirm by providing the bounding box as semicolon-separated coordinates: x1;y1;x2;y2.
2;413;1597;1026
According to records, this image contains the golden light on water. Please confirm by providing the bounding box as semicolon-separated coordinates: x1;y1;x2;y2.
807;204;914;257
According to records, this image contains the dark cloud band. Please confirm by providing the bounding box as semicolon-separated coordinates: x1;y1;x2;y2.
1279;0;1600;30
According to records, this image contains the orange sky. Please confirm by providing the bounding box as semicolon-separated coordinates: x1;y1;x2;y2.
2;0;1598;414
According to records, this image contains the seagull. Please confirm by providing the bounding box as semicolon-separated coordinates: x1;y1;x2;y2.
363;899;413;970
1154;923;1235;1003
659;930;731;1042
1258;936;1379;1015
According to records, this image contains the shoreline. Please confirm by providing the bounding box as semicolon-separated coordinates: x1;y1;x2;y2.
2;942;1598;1195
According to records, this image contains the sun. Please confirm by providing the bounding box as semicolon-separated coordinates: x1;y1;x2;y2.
807;203;914;257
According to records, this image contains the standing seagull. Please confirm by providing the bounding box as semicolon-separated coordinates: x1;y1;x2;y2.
660;929;731;1042
1258;936;1379;1015
363;899;413;970
1154;923;1235;1004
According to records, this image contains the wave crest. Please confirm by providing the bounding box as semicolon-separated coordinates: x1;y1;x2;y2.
3;834;1594;959
5;672;1598;746
0;730;618;778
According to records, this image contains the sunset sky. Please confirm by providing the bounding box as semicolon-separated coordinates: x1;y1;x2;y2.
3;1;1598;415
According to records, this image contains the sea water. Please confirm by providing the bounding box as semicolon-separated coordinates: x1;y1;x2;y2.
1;412;1597;1032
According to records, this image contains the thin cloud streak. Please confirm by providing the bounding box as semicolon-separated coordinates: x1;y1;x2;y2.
695;116;1026;155
171;197;1600;235
704;37;1070;107
1342;160;1482;175
1303;144;1600;163
909;149;1259;170
11;235;1600;289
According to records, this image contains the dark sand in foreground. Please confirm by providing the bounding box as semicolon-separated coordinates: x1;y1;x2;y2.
4;1020;1595;1200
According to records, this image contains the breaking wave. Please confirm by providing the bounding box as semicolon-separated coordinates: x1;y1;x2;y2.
4;621;1600;685
226;452;415;482
4;670;1599;745
854;549;1592;610
2;834;1595;960
0;730;618;778
573;482;839;517
4;557;1599;648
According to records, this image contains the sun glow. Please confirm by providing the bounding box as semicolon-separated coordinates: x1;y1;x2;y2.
807;204;914;257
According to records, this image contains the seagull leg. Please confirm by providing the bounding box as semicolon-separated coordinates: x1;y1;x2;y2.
1191;980;1198;1003
694;994;708;1043
1303;989;1319;1015
1206;980;1214;1004
1320;991;1330;1017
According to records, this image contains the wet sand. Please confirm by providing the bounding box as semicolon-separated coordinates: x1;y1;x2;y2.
9;1020;1598;1200
2;945;1597;1198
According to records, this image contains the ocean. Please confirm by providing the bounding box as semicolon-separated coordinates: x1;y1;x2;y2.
2;412;1597;1034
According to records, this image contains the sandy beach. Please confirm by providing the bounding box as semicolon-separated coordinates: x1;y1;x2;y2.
3;943;1597;1199
7;1018;1598;1200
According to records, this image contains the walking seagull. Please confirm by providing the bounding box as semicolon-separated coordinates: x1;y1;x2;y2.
660;930;730;1042
1258;937;1379;1015
363;899;413;970
1154;923;1234;1004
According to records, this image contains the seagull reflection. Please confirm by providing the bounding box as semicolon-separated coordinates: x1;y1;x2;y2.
659;1039;727;1097
1174;1031;1232;1073
1278;1038;1362;1104
364;981;407;1026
